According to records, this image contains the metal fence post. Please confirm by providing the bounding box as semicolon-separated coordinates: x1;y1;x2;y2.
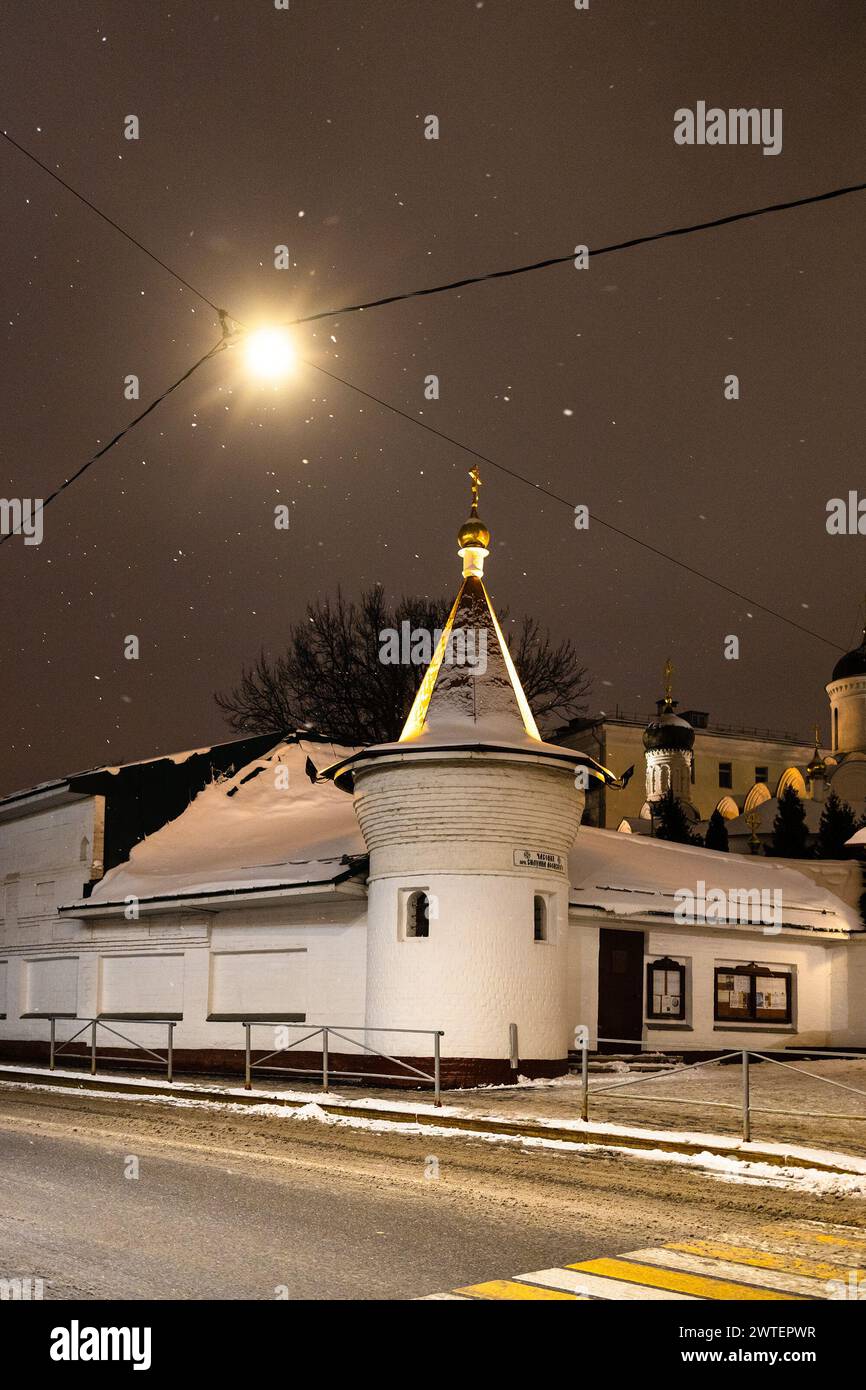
244;1023;252;1090
49;1017;56;1072
434;1032;441;1107
509;1022;519;1072
167;1022;174;1084
581;1038;589;1123
90;1020;98;1075
322;1027;329;1092
742;1050;751;1142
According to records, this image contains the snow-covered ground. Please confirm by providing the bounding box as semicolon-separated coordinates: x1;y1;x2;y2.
3;1055;866;1197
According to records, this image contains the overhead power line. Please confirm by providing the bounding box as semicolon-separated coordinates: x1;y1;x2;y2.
284;180;866;327
5;126;863;330
1;124;858;654
1;128;227;315
307;359;847;654
0;337;228;548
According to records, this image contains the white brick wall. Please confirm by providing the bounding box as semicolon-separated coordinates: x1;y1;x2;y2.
356;750;584;1061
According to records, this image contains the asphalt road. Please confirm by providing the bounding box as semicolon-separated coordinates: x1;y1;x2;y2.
0;1085;861;1300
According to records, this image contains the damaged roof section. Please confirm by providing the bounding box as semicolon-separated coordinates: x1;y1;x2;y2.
62;735;367;912
0;731;286;875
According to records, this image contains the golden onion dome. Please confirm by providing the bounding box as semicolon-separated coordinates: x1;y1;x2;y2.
806;725;826;779
806;748;826;779
457;513;490;550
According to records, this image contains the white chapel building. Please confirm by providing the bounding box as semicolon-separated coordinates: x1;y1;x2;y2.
1;489;864;1084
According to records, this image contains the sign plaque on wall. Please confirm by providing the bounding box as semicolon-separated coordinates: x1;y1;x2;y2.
513;848;565;872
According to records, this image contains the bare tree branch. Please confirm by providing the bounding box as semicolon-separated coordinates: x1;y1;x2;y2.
215;587;590;743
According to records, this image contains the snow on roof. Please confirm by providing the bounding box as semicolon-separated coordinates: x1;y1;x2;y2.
569;826;861;933
83;738;366;904
398;574;543;748
66;719;858;930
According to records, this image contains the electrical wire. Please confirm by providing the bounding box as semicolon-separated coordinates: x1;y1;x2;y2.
2;124;859;653
1;128;227;315
5;126;863;331
0;338;228;548
283;180;866;327
307;359;848;654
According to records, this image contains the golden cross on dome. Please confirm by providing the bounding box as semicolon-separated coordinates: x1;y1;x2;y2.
469;465;482;515
663;657;674;702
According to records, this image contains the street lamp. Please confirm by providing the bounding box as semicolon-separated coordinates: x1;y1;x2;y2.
243;327;297;380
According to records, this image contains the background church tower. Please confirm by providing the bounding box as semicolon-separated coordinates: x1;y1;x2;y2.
643;660;696;811
823;604;866;808
340;471;611;1083
826;614;866;755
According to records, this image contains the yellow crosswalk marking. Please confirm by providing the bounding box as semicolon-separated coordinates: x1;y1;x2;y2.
670;1238;853;1283
520;1267;696;1300
769;1219;866;1240
454;1279;582;1300
767;1225;866;1254
568;1256;802;1301
428;1220;865;1302
630;1246;830;1298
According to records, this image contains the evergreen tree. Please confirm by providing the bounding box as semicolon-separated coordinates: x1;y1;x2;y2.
653;787;701;845
704;808;729;853
769;784;810;858
815;790;857;859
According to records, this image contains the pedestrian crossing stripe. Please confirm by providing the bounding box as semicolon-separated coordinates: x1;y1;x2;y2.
668;1238;860;1282
627;1246;834;1298
454;1279;585;1301
767;1225;866;1254
421;1219;863;1301
565;1257;801;1301
518;1267;696;1300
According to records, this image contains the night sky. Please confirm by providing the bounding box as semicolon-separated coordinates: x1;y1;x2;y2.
2;0;865;796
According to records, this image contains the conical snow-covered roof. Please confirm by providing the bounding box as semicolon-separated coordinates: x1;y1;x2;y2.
398;571;541;746
320;471;620;790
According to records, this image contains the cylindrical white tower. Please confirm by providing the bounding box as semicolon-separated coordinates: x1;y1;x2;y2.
326;468;612;1084
353;748;585;1083
826;627;866;754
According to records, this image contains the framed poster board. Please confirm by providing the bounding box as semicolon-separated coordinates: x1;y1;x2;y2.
714;963;791;1024
646;956;686;1021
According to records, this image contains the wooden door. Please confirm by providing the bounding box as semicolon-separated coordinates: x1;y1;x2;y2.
597;928;644;1053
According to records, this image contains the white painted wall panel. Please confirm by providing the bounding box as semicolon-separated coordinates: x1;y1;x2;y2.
99;953;184;1017
210;949;308;1018
25;957;78;1014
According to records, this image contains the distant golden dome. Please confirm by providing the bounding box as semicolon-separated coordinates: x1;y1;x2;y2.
457;514;490;550
806;724;827;780
806;747;827;779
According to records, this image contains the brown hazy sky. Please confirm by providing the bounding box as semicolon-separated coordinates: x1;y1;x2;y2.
1;0;865;794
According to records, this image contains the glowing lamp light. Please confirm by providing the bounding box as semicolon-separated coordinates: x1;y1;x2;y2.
244;327;297;379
